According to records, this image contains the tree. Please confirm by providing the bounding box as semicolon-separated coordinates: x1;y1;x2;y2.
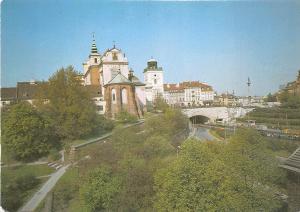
80;166;121;211
153;94;169;112
154;131;284;211
224;129;285;210
35;66;101;140
278;90;300;108
145;108;188;140
266;93;277;102
2;102;56;161
154;139;232;211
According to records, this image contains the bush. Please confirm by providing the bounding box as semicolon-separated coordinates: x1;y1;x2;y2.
48;149;61;161
116;111;138;124
95;115;115;132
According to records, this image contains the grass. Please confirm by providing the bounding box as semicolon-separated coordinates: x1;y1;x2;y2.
2;164;55;211
2;164;54;178
209;129;224;140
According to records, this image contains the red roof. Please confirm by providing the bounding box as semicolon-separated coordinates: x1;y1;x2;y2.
164;81;213;92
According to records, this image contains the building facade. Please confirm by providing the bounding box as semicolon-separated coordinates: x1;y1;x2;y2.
83;39;146;118
164;81;214;107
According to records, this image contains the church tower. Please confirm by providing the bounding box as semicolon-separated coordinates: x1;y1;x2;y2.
83;38;101;85
143;58;164;103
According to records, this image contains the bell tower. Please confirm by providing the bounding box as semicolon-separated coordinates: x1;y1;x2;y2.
143;58;164;103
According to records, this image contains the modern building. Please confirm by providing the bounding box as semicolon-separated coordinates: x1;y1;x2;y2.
82;39;146;118
143;58;164;104
164;81;214;107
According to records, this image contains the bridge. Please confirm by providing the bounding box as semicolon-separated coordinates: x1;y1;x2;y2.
182;107;253;124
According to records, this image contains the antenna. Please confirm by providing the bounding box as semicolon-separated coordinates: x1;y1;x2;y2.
247;77;251;106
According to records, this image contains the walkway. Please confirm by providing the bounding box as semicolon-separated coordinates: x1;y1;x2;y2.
18;164;70;212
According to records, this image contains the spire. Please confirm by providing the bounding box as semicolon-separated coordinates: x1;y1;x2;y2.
91;32;98;54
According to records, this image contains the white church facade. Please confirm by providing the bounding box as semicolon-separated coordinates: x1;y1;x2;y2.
82;39;146;118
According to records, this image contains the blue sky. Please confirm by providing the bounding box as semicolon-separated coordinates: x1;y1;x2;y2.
2;0;300;96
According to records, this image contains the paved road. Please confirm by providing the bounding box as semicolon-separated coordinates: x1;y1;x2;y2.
192;127;218;141
19;164;70;212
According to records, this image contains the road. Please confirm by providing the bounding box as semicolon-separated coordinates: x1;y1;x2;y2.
18;164;70;212
191;127;218;141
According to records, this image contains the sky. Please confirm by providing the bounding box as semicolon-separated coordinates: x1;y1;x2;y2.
2;0;300;96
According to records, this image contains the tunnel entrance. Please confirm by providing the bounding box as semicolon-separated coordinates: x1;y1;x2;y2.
190;115;210;124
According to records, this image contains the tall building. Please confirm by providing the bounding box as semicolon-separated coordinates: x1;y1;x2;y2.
83;39;145;118
143;58;164;104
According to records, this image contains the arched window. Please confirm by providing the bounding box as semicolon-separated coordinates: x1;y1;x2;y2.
112;89;116;104
121;88;128;104
94;58;97;63
154;79;157;84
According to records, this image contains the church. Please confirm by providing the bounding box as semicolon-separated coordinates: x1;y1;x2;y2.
82;39;146;119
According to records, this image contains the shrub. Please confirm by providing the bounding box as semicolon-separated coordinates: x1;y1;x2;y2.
48;149;61;161
116;111;138;124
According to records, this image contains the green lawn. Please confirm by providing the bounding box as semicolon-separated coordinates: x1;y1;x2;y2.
3;164;53;177
1;164;55;211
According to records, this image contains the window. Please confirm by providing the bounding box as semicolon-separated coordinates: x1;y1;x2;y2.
112;52;118;60
112;89;116;103
121;88;128;105
94;58;97;63
96;106;103;111
154;79;157;84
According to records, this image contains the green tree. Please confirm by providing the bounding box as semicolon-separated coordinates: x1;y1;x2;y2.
279;90;300;108
154;139;231;211
80;166;121;211
224;129;285;210
153;94;169;112
35;66;101;140
266;93;277;102
145;108;188;140
2;102;56;161
154;130;284;211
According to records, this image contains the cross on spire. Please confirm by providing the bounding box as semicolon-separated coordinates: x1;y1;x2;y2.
113;40;116;48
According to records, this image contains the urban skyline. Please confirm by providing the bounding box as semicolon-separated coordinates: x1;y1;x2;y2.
2;0;300;96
